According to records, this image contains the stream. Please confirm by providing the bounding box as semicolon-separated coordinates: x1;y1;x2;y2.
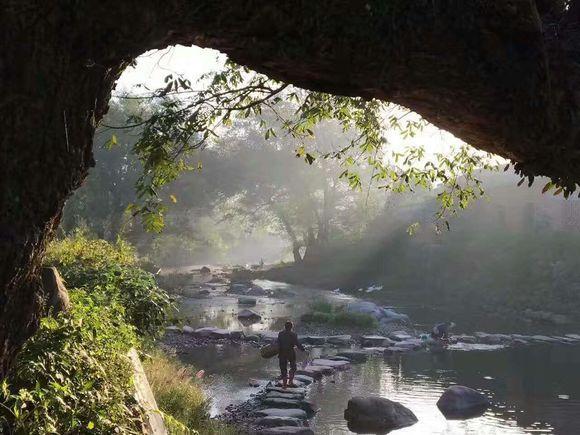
170;279;580;434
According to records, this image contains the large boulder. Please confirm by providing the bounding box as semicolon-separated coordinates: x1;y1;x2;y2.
436;386;489;419
346;301;384;319
41;267;71;315
344;396;418;432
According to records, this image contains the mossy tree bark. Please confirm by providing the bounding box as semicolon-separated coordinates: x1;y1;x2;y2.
1;0;579;376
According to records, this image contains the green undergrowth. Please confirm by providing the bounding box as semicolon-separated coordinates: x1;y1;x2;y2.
301;300;378;329
143;351;236;435
0;231;232;434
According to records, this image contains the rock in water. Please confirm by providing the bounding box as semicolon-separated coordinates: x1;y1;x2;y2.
437;386;489;419
254;416;302;427
238;308;262;321
200;266;211;275
238;296;257;306
344;396;418;432
256;408;308;420
41;266;71;315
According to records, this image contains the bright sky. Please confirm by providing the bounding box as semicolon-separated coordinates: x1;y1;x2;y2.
116;45;471;161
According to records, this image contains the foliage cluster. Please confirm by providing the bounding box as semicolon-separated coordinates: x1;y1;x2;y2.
46;230;173;337
0;290;141;434
301;300;378;329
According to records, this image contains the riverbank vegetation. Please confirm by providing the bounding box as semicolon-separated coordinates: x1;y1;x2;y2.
301;300;378;330
0;232;231;434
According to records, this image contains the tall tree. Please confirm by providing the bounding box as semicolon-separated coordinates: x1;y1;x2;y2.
1;0;579;376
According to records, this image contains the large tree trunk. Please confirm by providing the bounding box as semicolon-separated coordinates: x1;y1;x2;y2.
1;0;579;376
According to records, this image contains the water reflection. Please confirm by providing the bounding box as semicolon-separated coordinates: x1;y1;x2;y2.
171;281;580;434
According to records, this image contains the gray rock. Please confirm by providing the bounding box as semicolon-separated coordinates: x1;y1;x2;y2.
566;334;580;340
301;336;326;345
306;365;334;375
362;347;388;354
310;359;351;370
253;416;302;428
454;335;477;344
326;335;352;345
266;386;307;396
246;285;268;296
257;427;313;435
192;326;216;337
344;396;418;432
361;335;392;347
293;374;315;385
381;308;410;324
437;386;489;419
238;309;262;320
383;346;406;355
346;301;384;319
388;331;414;342
261;398;316;415
295;367;325;380
336;351;368;363
230;330;245;340
245;334;260;342
209;328;231;339
265;392;306;401
256;408;307;420
182;325;195;334
259;331;279;342
165;325;180;332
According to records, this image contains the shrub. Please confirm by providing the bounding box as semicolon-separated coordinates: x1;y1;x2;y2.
0;290;141;434
143;352;235;435
301;302;378;330
45;233;174;338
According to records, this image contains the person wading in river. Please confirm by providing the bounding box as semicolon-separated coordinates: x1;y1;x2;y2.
277;321;305;388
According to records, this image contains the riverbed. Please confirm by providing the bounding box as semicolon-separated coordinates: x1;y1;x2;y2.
168;279;580;434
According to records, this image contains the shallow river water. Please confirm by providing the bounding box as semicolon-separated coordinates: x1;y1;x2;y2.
173;280;580;434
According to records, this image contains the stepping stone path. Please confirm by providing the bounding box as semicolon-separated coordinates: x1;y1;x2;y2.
222;349;368;434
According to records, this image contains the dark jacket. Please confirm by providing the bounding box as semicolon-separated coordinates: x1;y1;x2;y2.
277;330;304;359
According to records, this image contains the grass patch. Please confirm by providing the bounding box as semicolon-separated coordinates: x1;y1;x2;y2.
301;300;378;329
144;351;235;435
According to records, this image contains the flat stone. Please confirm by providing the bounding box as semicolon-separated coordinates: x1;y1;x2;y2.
254;416;302;428
454;335;477;344
276;379;308;388
361;335;393;347
259;331;279;342
301;336;327;345
326;335;352;345
295;367;324;379
336;351;368;363
260;398;316;415
384;346;406;355
565;334;580;340
361;347;387;354
306;365;334;375
265;392;306;401
266;386;307;395
530;335;560;343
320;355;351;362
293;374;315;385
256;408;308;420
238;308;262;320
310;359;351;370
258;427;314;435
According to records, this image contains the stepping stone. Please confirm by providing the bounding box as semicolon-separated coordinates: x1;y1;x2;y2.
361;335;392;346
256;408;308;420
336;351;368;363
293;374;315;385
384;346;406;355
310;359;351;370
530;335;560;343
301;336;327;345
295;367;325;380
565;334;580;340
230;330;244;339
254;416;303;428
266;386;307;395
454;335;477;344
258;427;314;435
260;398;316;415
307;365;334;375
259;331;279;342
320;355;351;362
265;392;306;401
326;335;352;345
276;379;308;388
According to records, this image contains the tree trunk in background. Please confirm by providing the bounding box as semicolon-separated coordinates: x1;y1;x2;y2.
1;0;580;376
